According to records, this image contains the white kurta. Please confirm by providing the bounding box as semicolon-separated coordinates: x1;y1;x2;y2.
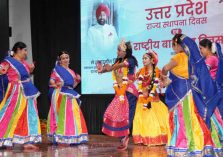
87;24;119;58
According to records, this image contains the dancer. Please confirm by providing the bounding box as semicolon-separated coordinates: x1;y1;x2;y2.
0;42;41;149
199;39;223;142
47;51;88;145
132;50;168;146
97;40;138;150
199;39;223;118
161;34;223;156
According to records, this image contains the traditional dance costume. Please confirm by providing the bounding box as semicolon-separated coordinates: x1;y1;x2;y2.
215;42;223;119
205;43;223;143
47;65;88;144
133;65;168;146
102;58;138;137
0;56;41;147
166;36;223;156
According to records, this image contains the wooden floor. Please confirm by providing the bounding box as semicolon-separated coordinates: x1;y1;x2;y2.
0;135;167;157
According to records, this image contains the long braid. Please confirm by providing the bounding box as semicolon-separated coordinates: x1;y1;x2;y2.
147;64;156;109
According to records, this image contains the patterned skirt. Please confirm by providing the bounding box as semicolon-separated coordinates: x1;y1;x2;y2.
47;89;88;144
211;108;223;143
167;90;223;156
102;94;129;137
0;83;41;147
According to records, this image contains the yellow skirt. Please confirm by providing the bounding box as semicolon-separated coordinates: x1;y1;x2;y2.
132;100;168;146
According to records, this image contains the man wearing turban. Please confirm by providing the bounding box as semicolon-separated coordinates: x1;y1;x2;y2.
87;4;118;57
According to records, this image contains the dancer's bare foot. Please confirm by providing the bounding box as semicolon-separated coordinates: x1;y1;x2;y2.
23;144;39;150
117;144;128;150
117;136;129;151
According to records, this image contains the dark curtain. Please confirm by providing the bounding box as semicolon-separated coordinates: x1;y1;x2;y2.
0;0;9;61
30;0;113;134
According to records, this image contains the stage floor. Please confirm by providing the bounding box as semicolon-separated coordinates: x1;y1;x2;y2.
0;135;167;157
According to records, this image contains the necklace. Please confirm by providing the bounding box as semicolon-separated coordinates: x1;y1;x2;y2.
137;65;159;107
112;59;128;101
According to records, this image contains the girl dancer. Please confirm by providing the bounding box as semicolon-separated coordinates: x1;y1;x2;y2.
132;50;168;146
97;40;138;150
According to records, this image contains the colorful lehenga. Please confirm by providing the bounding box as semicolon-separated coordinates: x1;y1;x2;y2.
0;56;41;147
47;65;88;144
102;58;138;137
166;36;223;156
133;66;168;146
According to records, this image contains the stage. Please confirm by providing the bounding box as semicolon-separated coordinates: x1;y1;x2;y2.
0;135;167;157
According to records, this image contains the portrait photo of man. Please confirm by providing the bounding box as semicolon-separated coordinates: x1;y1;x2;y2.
87;4;119;57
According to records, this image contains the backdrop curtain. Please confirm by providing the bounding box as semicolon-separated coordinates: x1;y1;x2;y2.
0;0;9;61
